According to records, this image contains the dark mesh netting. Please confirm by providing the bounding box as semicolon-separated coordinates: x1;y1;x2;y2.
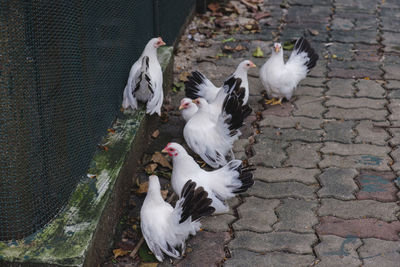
0;0;195;241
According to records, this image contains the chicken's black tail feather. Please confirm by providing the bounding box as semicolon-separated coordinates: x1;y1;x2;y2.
233;165;255;194
222;78;253;135
179;180;215;223
184;71;207;99
294;37;319;71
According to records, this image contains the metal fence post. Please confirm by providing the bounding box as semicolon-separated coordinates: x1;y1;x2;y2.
153;0;160;37
196;0;206;14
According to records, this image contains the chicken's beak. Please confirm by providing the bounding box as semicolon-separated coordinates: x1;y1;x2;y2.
249;61;256;68
160;40;166;46
178;104;185;110
161;147;168;153
275;46;280;53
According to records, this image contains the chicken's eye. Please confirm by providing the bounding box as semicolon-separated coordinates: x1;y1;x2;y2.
246;63;250;66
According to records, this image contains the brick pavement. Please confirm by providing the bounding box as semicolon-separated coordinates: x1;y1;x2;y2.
166;0;400;266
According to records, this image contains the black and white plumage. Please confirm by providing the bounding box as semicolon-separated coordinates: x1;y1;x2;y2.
260;37;319;105
182;78;252;168
140;175;215;262
123;37;166;115
162;143;254;213
185;60;256;105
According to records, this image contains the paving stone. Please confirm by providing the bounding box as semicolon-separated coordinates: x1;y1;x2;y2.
261;102;294;117
300;77;326;87
328;68;382;80
173;231;230;267
232;138;249;152
251;136;287;167
316;216;400;241
386;79;400;89
296;86;325;97
329;60;381;72
384;63;400;80
323;120;355;143
382;32;400;54
274;199;318;233
229;231;317;254
321;142;390;157
354;44;380;62
328;43;355;61
355;170;399;202
308;60;327;78
254;167;319;185
325;107;387;121
314;235;362;267
356;79;386;98
355;120;389;145
389;147;400;172
326;96;386;109
259;115;323;129
388;89;400;99
326;78;355;97
248;180;317;200
286;142;322;168
319;154;392;171
359;238;400;267
261;127;324;143
388;99;400;122
202;214;236;232
293;96;325;118
225;249;314;267
233;197;279;232
331;17;355;30
331;30;377;44
389;127;400;146
317;168;358;200
319;199;399;221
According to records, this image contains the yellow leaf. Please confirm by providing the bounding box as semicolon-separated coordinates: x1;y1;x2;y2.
145;163;157;174
139;263;158;267
252;46;264;58
332;54;337;59
364;77;370;80
151;152;172;169
179;72;190;82
113;248;130;258
136;182;149;194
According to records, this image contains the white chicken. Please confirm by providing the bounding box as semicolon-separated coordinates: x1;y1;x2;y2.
183;78;252;168
140;175;215;262
260;37;319;105
162;143;254;213
185;60;256;105
123;37;166;115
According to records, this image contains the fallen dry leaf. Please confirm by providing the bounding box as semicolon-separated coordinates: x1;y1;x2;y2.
151;129;160;138
113;248;130;259
139;263;158;267
235;44;246;51
136;182;149;194
207;2;220;12
308;29;319;36
254;11;270;20
107;128;116;134
179;71;190;82
145;163;157;174
151;152;173;169
240;0;258;11
223;45;234;52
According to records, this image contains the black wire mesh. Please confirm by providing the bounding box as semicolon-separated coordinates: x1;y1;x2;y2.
0;0;195;241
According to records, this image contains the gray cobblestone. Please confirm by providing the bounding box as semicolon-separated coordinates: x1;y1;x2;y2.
251;137;288;167
261;127;324;143
259;115;323;129
388;99;400;123
317;168;358;200
319;155;392;171
248;180;318;200
274;199;319;233
359;238;400;267
229;231;317;254
321;142;390;157
326;78;355;97
286;142;322;168
356;79;386;98
319;199;399;221
225;250;314;267
202;214;236;232
233;197;280;232
325;107;388;121
314;235;362;267
355;120;389;145
325;96;386;109
296;85;325;97
293;96;325;118
323;120;355;143
254;167;319;185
